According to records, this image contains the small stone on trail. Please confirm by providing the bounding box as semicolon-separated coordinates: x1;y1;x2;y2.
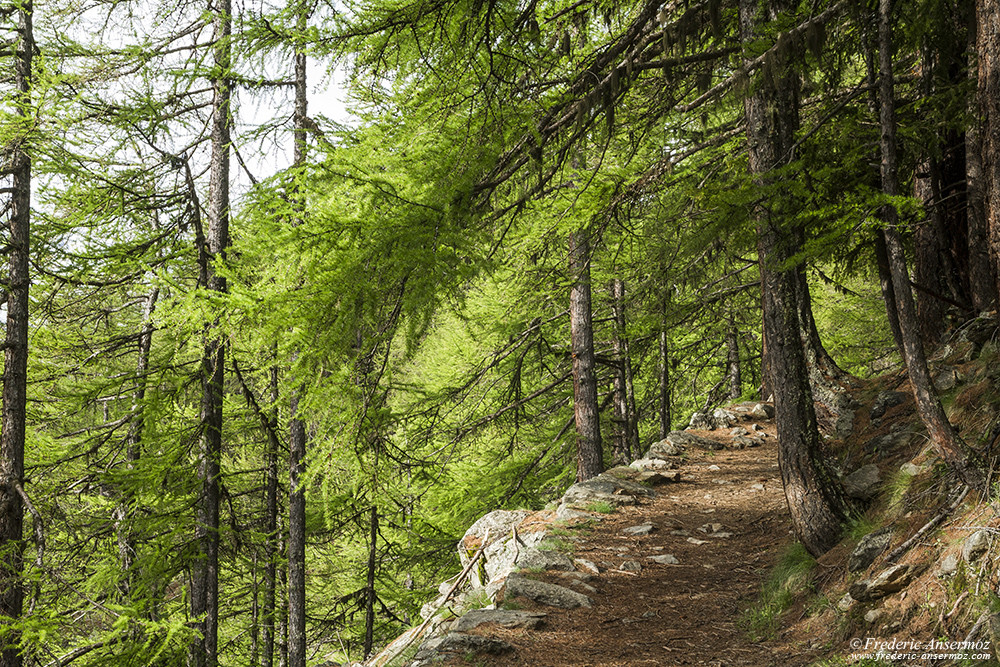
574;558;601;575
707;464;721;471
730;426;750;437
620;560;642;572
686;537;709;545
750;483;765;491
623;523;655;536
647;554;680;565
698;523;724;534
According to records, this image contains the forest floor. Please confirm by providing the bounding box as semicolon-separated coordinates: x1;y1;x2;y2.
452;423;820;666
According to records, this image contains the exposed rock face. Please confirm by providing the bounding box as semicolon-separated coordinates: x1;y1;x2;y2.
688;410;716;430
449;609;547;632
502;573;592;609
514;548;574;572
843;464;881;500
411;633;513;666
848;527;894;573
849;564;919;601
646;438;684;458
560;471;655;509
461;510;532;552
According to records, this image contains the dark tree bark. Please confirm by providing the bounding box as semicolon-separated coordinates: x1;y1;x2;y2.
741;0;850;556
287;20;309;667
879;0;985;489
189;2;231;664
874;230;906;356
262;367;280;667
363;506;378;657
967;9;997;311
725;314;742;400
658;329;672;439
569;229;603;481
610;279;639;462
981;0;1000;299
115;287;159;602
0;6;32;665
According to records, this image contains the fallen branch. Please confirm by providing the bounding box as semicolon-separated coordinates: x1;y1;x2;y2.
885;485;969;564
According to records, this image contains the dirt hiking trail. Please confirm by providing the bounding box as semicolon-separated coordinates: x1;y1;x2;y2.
464;425;817;666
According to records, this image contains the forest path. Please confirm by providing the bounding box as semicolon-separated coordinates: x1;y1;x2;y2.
465;426;815;666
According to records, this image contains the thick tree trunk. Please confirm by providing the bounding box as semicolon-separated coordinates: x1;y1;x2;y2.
880;0;985;489
0;7;31;665
610;279;639;462
741;0;849;556
189;2;231;664
981;0;1000;299
569;229;603;481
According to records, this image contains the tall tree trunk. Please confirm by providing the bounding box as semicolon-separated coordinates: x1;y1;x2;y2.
262;367;279;667
725;314;741;400
287;18;309;667
610;279;639;462
741;0;849;556
879;0;985;489
190;1;231;664
569;229;603;481
967;9;998;311
874;230;907;356
0;6;31;665
981;0;1000;299
115;287;159;602
658;329;671;439
363;506;377;657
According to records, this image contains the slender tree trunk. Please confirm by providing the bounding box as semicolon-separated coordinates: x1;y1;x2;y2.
363;506;377;657
115;287;158;602
0;7;31;665
980;0;1000;299
725;314;741;400
879;0;985;489
874;230;906;356
569;229;603;481
741;0;849;556
287;24;309;667
610;279;639;461
262;368;279;667
658;329;671;439
190;2;231;664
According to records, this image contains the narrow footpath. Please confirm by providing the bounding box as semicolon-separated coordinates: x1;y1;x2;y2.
466;425;813;666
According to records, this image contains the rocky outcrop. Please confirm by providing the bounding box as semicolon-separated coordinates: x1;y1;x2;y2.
849;563;922;602
843;464;881;501
849;527;894;573
502;572;593;609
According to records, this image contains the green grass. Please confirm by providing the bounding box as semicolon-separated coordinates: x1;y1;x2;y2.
741;542;817;641
584;500;616;514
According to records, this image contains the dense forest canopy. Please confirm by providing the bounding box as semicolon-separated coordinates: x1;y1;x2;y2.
0;0;999;663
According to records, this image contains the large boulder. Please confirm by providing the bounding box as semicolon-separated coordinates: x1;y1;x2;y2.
646;438;684;458
870;391;908;420
560;471;655;509
457;510;547;589
411;633;513;666
449;609;547;632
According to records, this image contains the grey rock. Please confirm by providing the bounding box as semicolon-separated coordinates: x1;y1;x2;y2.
620;560;642;572
460;510;532;553
956;314;998;348
412;633;513;666
565;578;598;594
849;564;918;601
502;573;592;609
938;553;959;577
988;613;1000;661
647;437;684;458
732;436;763;449
449;609;547;632
751;423;764;431
688;410;716;430
963;529;992;563
837;593;854;612
900;462;921;476
934;368;960;392
573;558;601;575
623;523;655;536
630;457;676;471
848;527;894;573
698;523;724;534
864;609;885;625
561;471;654;508
870;391;908;420
647;554;680;565
514;548;574;572
555;504;595;521
712;408;740;428
730;426;750;437
657;430;725;452
750;403;775;419
843;464;881;501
